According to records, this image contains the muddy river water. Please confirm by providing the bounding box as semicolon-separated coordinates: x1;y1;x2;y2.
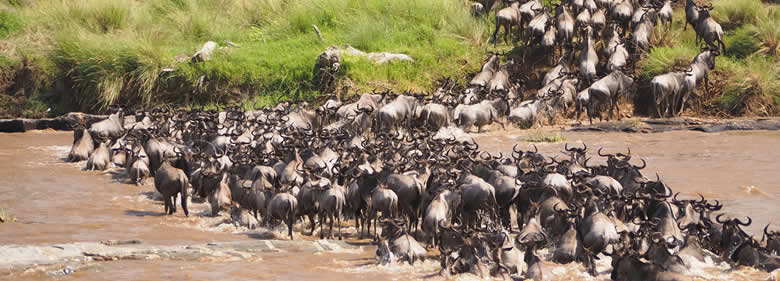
0;129;778;280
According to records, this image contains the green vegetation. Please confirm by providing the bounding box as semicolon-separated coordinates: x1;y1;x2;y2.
0;0;490;114
0;10;22;39
524;129;567;143
0;0;776;117
638;0;779;116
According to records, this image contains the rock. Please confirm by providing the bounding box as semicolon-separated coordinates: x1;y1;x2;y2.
0;112;106;133
367;52;414;64
192;41;217;63
313;44;413;94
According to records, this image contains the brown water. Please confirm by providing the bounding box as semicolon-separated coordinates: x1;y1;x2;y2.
0;129;778;280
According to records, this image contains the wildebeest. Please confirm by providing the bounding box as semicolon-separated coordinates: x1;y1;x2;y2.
376;95;421;133
153;149;191;216
86;140;110;171
88;107;125;142
266;191;298;240
469;54;501;89
692;4;725;53
586;70;636;123
650;71;694;117
454;98;509;133
68;127;94;162
492;1;522;46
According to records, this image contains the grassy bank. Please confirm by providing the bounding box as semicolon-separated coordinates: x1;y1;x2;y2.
0;0;489;116
638;0;779;116
0;0;777;118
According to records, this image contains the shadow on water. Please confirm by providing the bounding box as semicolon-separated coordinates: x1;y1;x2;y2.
344;241;375;247
124;210;164;217
245;232;281;240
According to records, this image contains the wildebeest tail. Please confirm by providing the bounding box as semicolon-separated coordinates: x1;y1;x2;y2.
181;175;189;216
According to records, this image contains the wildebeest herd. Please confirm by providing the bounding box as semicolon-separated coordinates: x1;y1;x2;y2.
59;0;775;280
467;0;725;124
66;90;778;280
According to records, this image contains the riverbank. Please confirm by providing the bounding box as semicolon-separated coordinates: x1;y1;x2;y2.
0;0;777;118
2;111;778;134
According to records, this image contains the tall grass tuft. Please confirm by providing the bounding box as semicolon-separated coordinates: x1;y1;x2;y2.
639;43;699;79
711;0;765;29
718;56;780;115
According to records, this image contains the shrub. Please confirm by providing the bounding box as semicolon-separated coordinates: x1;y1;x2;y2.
725;26;759;59
0;10;22;39
711;0;764;29
718;56;779;115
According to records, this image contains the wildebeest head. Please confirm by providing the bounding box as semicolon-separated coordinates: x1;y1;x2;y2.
763;224;780;255
716;215;754;261
693;47;719;70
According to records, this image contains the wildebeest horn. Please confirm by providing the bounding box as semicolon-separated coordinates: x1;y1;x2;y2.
716;214;729;224
706;200;722;210
736;216;752;226
598;147;611;157
763;224;771;241
617;147;631;158
635;159;647;169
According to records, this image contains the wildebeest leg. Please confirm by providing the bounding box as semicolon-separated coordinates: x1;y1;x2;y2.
287;215;294;240
338;213;342;240
608;98;615;120
614;96;622;120
181;193;189;217
355;211;366;239
309;213;317;235
170;195;177;214
492;21;501;47
319;212;325;239
504;23;511;45
163;196;171;215
587;101;594;125
329;213;335;239
679;90;693;116
373;210;379;240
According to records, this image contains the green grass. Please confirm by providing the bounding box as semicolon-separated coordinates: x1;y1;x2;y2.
524;129;567;143
711;0;765;30
0;0;490;113
0;10;22;39
717;56;779;115
0;0;777;117
637;0;779;115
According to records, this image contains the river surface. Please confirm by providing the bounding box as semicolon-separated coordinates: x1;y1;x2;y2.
0;129;778;280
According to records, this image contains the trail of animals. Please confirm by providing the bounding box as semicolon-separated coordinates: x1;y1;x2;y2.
68;95;779;281
468;0;724;127
61;0;777;280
